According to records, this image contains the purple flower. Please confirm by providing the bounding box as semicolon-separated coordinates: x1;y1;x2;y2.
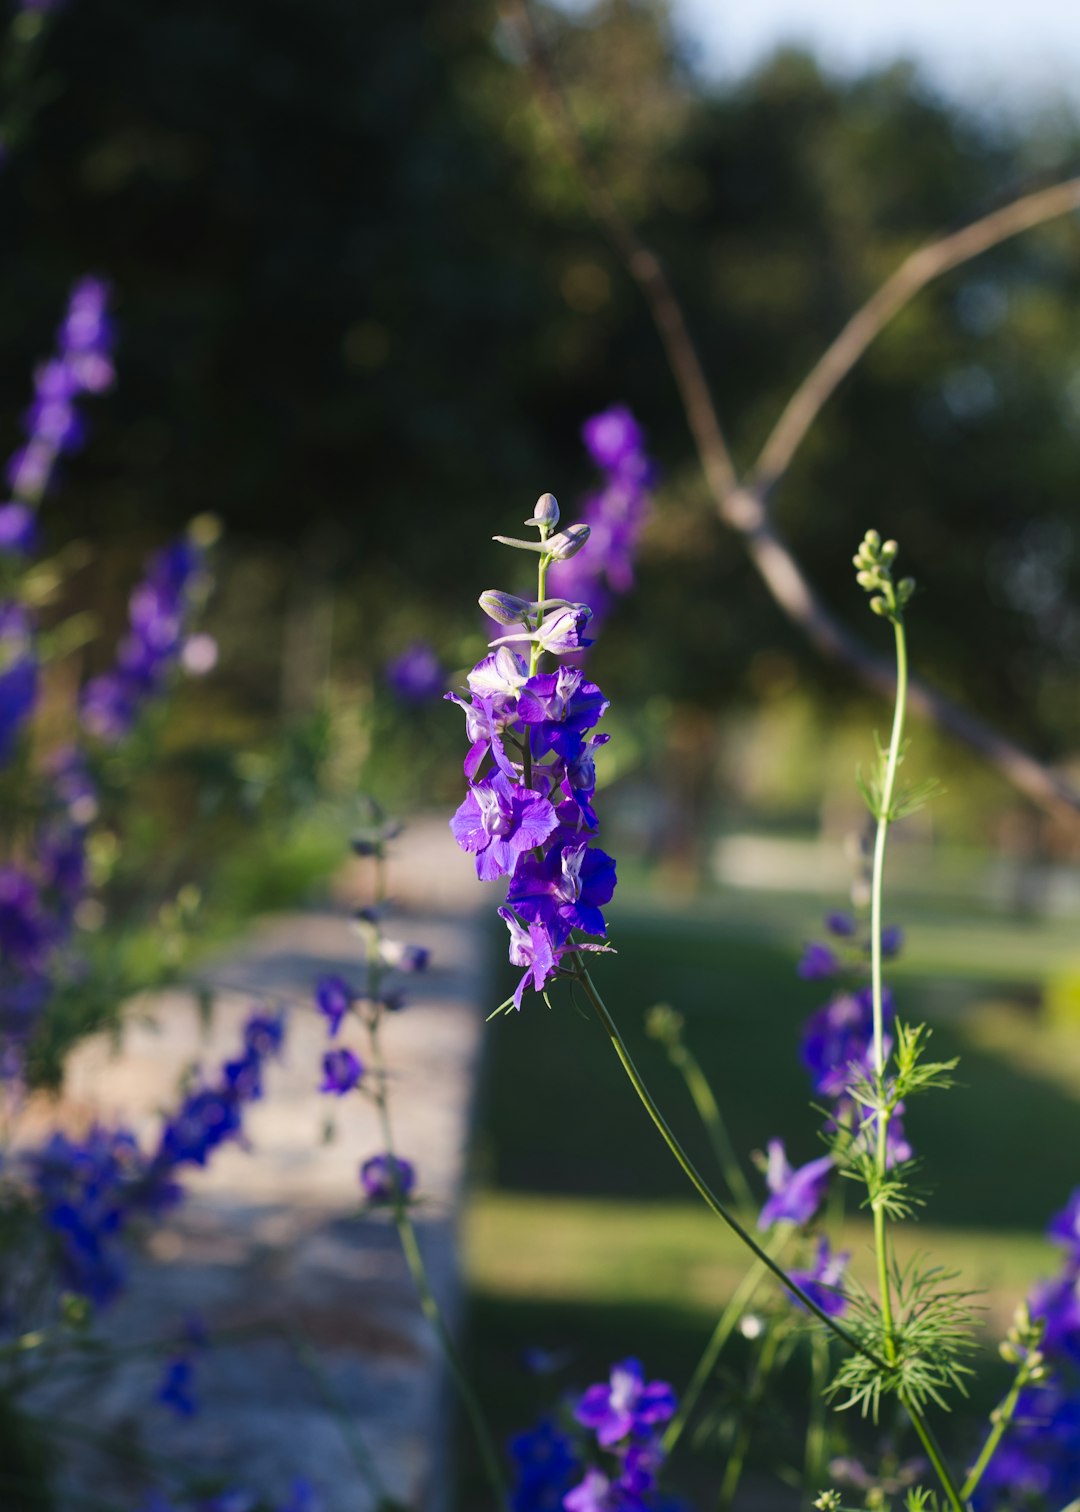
797;941;840;980
826;911;856;937
562;1469;615;1512
320;1047;363;1095
315;975;353;1036
360;1152;415;1204
0;502;37;555
1048;1188;1080;1254
506;840;617;940
450;770;558;882
81;537;204;744
801;986;892;1099
881;925;904;958
157;1357;198;1417
509;1419;578;1512
386;641;444;702
499;908;563;1009
573;1357;676;1449
581;405;645;474
758;1140;833;1230
789;1236;850;1317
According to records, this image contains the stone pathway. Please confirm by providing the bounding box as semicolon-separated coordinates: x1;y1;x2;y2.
38;816;491;1512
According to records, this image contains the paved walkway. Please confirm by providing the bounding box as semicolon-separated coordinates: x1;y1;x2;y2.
41;816;491;1512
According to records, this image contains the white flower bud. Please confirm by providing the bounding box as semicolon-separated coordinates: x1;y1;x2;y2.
525;492;560;528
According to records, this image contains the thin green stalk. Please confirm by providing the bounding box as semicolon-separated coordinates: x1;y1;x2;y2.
366;1003;508;1509
572;959;970;1512
960;1366;1030;1502
570;958;879;1362
669;1038;755;1212
283;1323;390;1500
869;615;907;1365
804;1328;831;1503
904;1398;967;1512
718;1324;785;1512
663;1231;789;1455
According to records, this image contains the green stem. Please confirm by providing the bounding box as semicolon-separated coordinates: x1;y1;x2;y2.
570;958;879;1361
669;1039;755;1212
663;1232;788;1455
366;1012;508;1509
904;1398;967;1512
804;1329;831;1504
718;1324;785;1512
573;959;968;1512
869;614;907;1362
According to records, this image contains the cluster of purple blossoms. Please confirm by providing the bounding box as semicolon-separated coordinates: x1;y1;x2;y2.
82;536;208;743
1;276;114;558
976;1188;1080;1506
26;1009;283;1306
449;496;616;1009
547;405;653;632
509;1359;678;1512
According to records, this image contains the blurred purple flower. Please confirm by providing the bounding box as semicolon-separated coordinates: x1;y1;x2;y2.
758;1139;833;1230
360;1152;415;1204
386;641;445;702
319;1046;363;1095
573;1356;676;1448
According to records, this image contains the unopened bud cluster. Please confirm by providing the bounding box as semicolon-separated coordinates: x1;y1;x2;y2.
998;1299;1049;1384
853;530;914;622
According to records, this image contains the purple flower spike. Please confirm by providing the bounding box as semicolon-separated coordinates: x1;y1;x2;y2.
758;1140;833;1230
320;1047;364;1095
450;770;558;882
315;974;353;1036
574;1357;676;1449
360;1152;415;1204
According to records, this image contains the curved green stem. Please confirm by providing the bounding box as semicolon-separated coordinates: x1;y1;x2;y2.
664;1231;788;1455
570;958;880;1362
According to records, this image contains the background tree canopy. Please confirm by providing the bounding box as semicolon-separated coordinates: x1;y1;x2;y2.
8;0;1080;774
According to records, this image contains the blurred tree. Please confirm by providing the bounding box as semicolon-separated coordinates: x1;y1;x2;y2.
5;0;1080;777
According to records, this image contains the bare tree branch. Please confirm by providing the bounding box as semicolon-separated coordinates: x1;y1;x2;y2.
752;177;1080;496
509;0;1080;830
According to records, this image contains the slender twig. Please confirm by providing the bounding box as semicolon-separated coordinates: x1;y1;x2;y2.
665;1033;756;1213
753;177;1080;495
510;0;1080;830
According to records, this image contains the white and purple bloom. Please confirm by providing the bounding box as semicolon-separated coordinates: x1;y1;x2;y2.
450;770;558;883
360;1152;415;1204
758;1140;834;1230
574;1357;676;1449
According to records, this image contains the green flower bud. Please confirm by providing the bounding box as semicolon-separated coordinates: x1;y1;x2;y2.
869;596;888;616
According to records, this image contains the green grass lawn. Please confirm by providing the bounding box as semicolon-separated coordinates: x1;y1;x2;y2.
458;877;1080;1507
